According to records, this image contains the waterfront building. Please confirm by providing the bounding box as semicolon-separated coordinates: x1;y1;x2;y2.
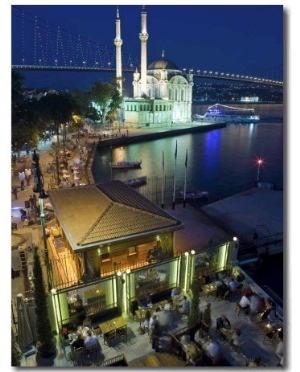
34;180;236;333
115;7;193;128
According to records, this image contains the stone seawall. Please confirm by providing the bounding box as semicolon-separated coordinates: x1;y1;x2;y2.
96;122;226;149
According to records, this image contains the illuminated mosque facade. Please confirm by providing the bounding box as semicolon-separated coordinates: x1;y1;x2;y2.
114;6;194;128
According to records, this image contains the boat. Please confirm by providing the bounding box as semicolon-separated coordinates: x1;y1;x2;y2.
124;176;147;188
176;190;208;200
110;160;142;169
193;103;260;123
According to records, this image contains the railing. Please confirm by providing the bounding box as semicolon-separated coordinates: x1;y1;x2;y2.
238;232;283;261
94;354;128;367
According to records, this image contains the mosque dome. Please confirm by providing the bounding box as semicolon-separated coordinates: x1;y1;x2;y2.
148;51;180;71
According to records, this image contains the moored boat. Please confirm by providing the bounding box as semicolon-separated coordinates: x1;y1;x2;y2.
193;103;260;124
124;176;147;187
110;160;142;169
176;190;208;200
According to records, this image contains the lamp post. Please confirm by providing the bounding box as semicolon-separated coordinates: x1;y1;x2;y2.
256;158;263;183
32;150;52;292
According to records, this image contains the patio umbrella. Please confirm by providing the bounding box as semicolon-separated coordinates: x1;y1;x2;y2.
16;293;34;351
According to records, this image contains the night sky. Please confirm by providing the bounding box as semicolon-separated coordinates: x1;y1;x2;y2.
10;3;284;90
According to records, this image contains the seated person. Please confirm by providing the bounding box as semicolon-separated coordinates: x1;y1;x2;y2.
243;287;253;298
228;277;241;292
206;338;222;365
185;342;202;364
247;357;262;367
164;299;173;310
267;306;277;322
216;281;229;299
194;327;207;344
71;333;84;349
171;287;181;296
84;330;98;348
179;296;191;315
230;329;243;352
180;334;191;349
216;314;231;331
82;317;92;328
239;295;251;310
61;325;69;340
249;293;263;315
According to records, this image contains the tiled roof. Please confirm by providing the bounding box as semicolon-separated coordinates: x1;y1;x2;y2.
49;181;182;250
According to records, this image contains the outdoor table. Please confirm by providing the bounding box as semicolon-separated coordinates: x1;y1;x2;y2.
201;280;222;300
99;316;127;342
219;327;235;342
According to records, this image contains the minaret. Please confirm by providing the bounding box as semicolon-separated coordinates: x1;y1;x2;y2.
139;6;149;97
114;6;123;95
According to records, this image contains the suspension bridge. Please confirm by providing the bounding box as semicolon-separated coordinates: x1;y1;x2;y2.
12;6;283;87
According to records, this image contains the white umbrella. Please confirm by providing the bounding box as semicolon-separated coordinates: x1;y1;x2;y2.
16;293;34;350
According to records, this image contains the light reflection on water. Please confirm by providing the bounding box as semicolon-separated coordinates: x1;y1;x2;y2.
92;104;283;200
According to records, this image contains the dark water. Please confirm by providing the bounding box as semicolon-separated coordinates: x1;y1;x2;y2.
92;104;284;197
91;104;284;304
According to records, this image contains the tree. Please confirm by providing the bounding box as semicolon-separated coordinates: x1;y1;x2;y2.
11;70;40;156
33;245;56;363
89;80;122;125
38;92;80;181
188;275;201;327
69;89;99;122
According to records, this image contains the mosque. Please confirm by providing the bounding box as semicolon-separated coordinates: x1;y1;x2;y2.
114;6;194;128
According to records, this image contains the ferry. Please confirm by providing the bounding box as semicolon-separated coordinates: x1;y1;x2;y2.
110;160;142;169
193;103;260;124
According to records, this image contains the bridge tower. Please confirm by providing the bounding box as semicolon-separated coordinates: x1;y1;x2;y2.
114;6;123;95
139;6;149;97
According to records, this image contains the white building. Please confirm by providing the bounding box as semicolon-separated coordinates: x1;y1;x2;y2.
115;6;193;128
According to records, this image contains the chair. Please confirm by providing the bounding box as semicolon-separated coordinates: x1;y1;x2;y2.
235;302;249;316
85;341;103;363
222;290;230;301
104;330;116;347
67;347;84;366
116;327;127;343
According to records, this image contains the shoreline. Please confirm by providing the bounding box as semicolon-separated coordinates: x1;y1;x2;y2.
96;122;226;149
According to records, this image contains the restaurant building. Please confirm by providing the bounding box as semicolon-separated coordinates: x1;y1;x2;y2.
36;180;237;334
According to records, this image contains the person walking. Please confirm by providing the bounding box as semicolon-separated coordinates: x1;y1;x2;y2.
151;321;161;352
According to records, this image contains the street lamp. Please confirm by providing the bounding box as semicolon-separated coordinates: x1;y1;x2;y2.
256;158;263;182
32;150;52;292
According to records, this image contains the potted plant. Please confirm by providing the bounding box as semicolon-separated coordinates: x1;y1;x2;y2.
201;302;212;332
11;327;23;366
188;275;201;328
32;245;57;366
